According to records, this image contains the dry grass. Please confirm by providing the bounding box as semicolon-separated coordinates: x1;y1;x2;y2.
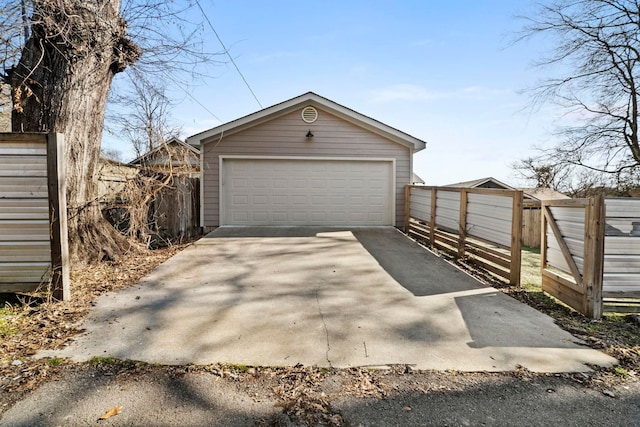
0;243;190;414
520;247;542;291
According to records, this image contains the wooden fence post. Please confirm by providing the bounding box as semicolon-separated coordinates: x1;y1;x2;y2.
430;187;437;249
509;191;523;286
583;194;605;319
404;185;411;233
46;133;70;301
458;189;468;258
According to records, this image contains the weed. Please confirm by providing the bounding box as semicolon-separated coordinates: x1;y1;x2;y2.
613;367;629;378
225;363;250;372
0;306;21;338
45;357;65;367
89;356;119;367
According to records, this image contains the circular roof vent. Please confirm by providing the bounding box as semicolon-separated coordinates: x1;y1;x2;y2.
301;106;318;123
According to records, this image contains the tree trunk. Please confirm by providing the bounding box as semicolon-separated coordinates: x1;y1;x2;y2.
8;0;140;262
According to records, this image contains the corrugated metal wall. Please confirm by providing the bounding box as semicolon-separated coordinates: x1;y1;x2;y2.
434;190;460;231
545;205;586;277
409;186;431;221
604;199;640;294
0;136;51;290
466;193;513;248
409;187;515;248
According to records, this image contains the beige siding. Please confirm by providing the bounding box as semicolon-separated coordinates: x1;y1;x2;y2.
202;108;410;227
0;135;51;289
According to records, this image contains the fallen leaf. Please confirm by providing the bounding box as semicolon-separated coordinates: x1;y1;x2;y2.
403;405;412;411
99;405;122;420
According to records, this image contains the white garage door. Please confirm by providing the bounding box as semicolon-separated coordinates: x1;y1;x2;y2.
221;158;394;226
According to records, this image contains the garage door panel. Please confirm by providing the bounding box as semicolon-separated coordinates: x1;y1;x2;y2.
222;158;393;226
231;178;248;189
311;195;327;205
292;179;308;189
232;195;248;205
273;212;288;221
232;211;249;222
273;178;288;189
273;195;287;205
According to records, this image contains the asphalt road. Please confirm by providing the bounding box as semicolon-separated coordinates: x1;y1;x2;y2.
1;366;639;426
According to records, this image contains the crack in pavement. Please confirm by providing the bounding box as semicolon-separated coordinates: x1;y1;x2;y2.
315;290;332;367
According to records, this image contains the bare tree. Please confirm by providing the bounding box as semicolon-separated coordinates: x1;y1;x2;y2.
517;0;640;187
512;157;573;190
2;1;213;262
107;73;183;159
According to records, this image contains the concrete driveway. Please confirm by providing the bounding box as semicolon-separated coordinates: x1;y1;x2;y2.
42;227;616;372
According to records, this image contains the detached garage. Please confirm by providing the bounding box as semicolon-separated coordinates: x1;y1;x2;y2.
187;92;426;229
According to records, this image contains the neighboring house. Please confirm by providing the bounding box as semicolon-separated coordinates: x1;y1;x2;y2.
517;187;570;207
445;176;570;205
128;137;200;177
412;172;425;185
444;177;570;248
187;92;427;230
445;177;513;190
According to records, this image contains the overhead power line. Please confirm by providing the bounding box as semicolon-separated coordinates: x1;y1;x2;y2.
195;0;263;109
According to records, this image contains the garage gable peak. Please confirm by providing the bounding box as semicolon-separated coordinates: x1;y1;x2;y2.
187;92;427;152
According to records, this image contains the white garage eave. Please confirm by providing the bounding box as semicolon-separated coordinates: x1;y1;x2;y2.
186;92;427;152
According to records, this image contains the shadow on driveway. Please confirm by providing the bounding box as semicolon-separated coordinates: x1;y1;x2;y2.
39;227;616;372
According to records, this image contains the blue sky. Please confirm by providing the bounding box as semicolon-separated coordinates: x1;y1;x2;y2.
106;0;560;186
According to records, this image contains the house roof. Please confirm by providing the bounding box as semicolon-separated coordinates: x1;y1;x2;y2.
444;177;514;190
517;187;570;201
128;138;200;166
412;172;425;184
444;177;572;202
186;92;427;152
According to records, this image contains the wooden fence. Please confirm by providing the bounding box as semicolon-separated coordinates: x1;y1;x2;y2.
542;196;640;318
150;176;200;242
0;133;70;300
522;206;542;248
405;185;523;285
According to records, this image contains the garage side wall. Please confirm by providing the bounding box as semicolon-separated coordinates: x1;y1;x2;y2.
202;109;411;227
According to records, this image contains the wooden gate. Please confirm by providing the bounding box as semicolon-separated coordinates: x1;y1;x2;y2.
541;196;605;319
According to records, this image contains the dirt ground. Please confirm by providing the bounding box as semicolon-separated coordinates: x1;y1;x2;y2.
1;242;640;426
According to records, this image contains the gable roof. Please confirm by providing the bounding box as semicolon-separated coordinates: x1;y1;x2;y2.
444;177;572;203
517;187;570;201
412;172;425;184
186;92;427;152
128;138;200;166
444;177;514;190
